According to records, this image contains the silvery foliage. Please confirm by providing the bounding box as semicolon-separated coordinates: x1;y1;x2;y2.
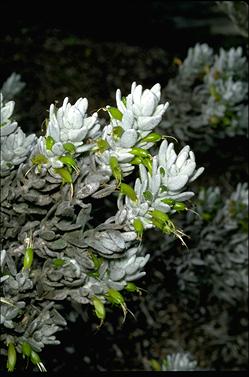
156;183;248;367
0;72;26;101
0;81;203;368
0;94;36;173
160;352;198;371
161;182;248;304
160;43;248;150
216;1;249;38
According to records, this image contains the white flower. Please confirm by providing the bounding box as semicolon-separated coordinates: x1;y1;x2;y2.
116;82;169;134
178;43;214;81
116;139;204;230
95;82;169;179
0;93;18;137
1;128;36;173
47;97;100;154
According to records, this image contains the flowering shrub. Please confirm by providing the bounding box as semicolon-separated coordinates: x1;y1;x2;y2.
159;44;248;150
0;79;204;371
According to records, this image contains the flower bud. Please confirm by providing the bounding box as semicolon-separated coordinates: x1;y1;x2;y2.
7;342;16;372
22;341;32;358
23;247;34;270
120;183;137;202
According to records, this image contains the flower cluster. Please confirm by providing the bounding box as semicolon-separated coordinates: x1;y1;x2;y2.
0;79;203;371
160;44;248;150
0;94;36;174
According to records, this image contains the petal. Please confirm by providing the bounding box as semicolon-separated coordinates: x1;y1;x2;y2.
1;100;15;121
167;174;189;191
189;167;205;182
180;161;196;177
119;129;138;148
116;89;126;113
141;90;157;116
132;84;142;105
150;83;161;100
122;110;134;130
137;115;162;130
158;139;168;167
166;191;195;201
151;173;161;197
0;122;17;136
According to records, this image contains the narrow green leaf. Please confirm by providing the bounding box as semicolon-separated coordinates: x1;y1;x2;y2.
107;107;123;121
120;183;137;202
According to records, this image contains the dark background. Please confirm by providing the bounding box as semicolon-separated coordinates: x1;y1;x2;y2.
1;0;242;134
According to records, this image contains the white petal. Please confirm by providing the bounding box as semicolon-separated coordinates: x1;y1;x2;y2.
189;167;205;182
116;89;126;113
122;110;134;130
141;90;157;116
138;115;162;130
151;173;161;197
153;198;171;212
119;129;138;148
132;84;142;105
167;175;189;191
166;191;195;201
176;151;189;170
158;139;168;167
150;83;161;100
180;161;196;177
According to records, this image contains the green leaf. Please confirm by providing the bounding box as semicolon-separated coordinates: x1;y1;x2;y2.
107;106;123;121
22;342;32;358
109;156;123;184
142;158;152;174
52;258;65;269
130;156;143;165
58;156;78;170
159;167;166;177
161;198;175;206
23;247;34;270
160;185;168;193
173;202;187;212
31;154;48;166
45;136;55;151
7;343;16;372
143;190;153;202
141;132;162;143
133;218;144;239
125;282;139;293
120;183;137;202
63;143;76;154
91;252;103;271
130;147;151;158
92;296;106;321
150;359;161;371
106;288;125;305
96;139;110;153
122;96;127;106
150;209;169;224
112;126;124;140
30;350;41;365
53;167;73;184
209;84;221;101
